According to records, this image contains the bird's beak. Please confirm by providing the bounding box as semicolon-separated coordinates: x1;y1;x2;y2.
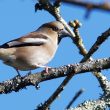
58;28;72;44
60;28;71;38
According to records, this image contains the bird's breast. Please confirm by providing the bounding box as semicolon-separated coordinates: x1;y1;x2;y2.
14;44;58;70
0;40;58;71
25;44;58;66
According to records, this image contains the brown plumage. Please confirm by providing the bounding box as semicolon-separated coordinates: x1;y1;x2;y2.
0;21;70;73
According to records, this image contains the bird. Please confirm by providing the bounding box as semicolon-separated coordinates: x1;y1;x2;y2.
0;21;70;75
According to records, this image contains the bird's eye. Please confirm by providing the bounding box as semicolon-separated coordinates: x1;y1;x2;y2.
52;27;59;31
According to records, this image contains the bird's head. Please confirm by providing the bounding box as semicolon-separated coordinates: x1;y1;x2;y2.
37;21;71;43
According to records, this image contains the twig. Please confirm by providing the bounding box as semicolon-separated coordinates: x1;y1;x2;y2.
54;0;61;7
39;24;110;109
35;57;110;110
69;20;87;56
35;0;110;109
81;28;110;63
69;19;110;76
66;88;85;109
62;0;110;12
35;0;76;37
0;57;110;93
71;99;107;110
67;20;110;110
68;74;110;110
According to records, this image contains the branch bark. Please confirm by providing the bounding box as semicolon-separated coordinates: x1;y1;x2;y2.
35;1;110;109
62;0;110;12
1;57;110;94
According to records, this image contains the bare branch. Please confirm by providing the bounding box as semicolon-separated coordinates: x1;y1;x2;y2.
34;0;110;109
69;20;87;56
0;57;110;94
62;0;110;12
66;89;85;109
35;57;110;110
54;0;61;7
70;72;110;110
69;99;107;110
81;28;110;63
35;0;76;38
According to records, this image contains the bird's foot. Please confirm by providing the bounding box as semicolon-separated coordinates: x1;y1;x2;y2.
45;66;51;73
15;68;21;77
37;65;51;73
27;70;32;75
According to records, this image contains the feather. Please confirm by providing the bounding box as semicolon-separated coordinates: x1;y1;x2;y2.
0;33;49;48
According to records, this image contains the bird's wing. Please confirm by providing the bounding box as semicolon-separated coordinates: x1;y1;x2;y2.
0;32;49;48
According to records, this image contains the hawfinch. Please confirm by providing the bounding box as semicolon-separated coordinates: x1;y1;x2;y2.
0;21;70;74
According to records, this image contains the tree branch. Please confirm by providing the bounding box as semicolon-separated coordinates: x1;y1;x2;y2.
35;0;76;37
62;0;110;12
0;57;110;94
69;70;110;109
34;57;110;109
35;1;110;109
66;89;85;109
81;28;110;63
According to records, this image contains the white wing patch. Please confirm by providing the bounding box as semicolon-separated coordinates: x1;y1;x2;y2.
7;41;23;47
23;38;48;44
7;38;48;47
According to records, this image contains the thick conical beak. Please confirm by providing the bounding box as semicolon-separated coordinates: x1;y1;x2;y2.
60;28;71;38
58;28;72;44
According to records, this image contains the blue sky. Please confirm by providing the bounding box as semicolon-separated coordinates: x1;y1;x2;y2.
0;0;110;110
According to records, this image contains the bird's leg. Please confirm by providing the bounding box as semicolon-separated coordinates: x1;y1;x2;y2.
14;68;21;76
45;66;51;73
27;70;32;75
37;65;51;73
